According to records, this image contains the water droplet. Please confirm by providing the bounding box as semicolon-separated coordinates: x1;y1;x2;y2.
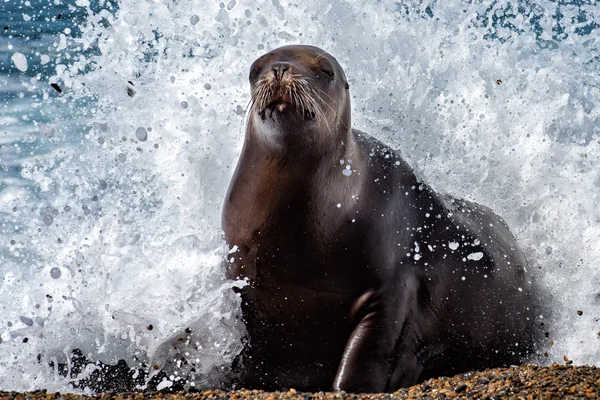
466;252;484;261
190;15;199;25
23;134;36;143
11;52;28;72
50;267;61;279
180;101;188;109
43;215;53;226
135;127;148;142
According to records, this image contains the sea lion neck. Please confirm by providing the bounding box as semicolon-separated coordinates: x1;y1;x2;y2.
245;122;359;180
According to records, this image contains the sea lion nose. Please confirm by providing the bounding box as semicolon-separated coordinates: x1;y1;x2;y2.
270;62;291;81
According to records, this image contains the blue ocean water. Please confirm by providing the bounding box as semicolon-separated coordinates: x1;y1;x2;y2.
0;0;599;393
0;0;96;234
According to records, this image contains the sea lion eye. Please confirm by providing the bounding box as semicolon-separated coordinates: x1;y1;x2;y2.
320;68;334;77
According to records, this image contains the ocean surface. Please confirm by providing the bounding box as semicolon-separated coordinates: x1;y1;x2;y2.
0;0;599;393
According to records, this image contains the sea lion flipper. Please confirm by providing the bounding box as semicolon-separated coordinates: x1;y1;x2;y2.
333;307;422;393
333;312;393;392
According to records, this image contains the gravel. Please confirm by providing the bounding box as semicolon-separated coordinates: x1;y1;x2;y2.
0;364;598;399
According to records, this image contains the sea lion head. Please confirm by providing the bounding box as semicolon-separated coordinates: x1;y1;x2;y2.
247;45;351;149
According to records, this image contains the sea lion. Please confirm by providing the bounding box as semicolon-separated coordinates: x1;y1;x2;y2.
222;44;537;393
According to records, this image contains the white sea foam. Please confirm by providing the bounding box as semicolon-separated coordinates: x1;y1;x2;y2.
0;0;598;392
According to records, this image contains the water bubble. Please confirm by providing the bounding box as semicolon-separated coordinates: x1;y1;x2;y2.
190;15;199;25
118;153;127;162
135;127;148;142
180;101;188;109
204;83;212;90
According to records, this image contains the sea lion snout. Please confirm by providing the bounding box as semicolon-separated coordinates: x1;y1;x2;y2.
269;62;292;81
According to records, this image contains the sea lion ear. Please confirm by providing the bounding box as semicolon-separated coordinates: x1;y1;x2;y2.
345;82;350;90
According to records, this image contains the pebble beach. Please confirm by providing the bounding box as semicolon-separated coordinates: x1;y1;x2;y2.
1;364;597;399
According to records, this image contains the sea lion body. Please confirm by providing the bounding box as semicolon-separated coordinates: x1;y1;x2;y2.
222;45;536;392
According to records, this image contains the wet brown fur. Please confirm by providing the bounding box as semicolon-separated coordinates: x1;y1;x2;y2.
222;45;538;393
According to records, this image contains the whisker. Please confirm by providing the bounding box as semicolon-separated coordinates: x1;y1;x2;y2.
313;87;348;130
249;71;345;131
244;97;254;122
295;82;310;119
